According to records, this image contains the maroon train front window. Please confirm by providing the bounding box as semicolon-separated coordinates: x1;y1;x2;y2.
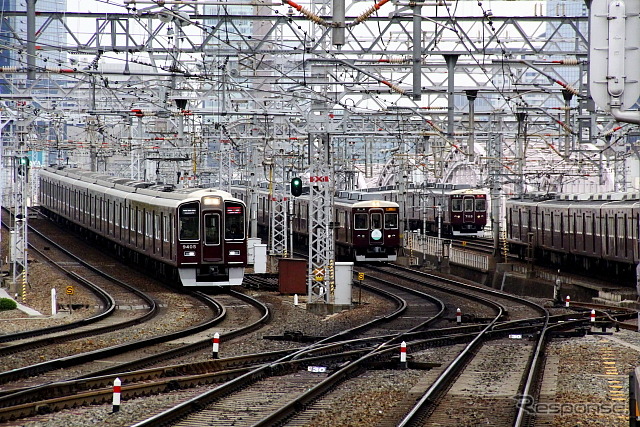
385;213;398;229
475;197;487;212
464;197;474;212
225;203;245;240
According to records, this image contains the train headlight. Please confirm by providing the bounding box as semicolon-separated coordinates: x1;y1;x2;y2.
228;250;241;256
184;251;196;257
203;196;222;206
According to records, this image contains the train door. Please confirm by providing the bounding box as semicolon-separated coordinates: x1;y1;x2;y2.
202;213;221;261
369;209;384;244
463;196;475;225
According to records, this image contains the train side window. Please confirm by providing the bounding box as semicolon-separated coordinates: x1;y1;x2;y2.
463;198;474;212
592;215;596;251
164;214;170;243
371;213;382;229
560;213;564;248
452;199;462;212
146;212;152;237
154;213;160;241
623;214;628;255
354;213;368;230
179;203;199;240
170;213;174;249
204;214;220;245
385;213;398;229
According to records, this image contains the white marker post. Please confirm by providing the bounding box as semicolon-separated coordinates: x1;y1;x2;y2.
51;288;57;316
112;378;121;413
212;332;220;359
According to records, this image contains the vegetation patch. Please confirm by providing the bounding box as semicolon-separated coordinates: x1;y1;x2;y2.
0;297;18;311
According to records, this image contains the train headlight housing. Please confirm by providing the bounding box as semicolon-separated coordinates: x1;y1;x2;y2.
203;196;222;206
184;251;196;257
228;250;240;256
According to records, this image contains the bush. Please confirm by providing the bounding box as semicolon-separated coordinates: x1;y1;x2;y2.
0;298;17;311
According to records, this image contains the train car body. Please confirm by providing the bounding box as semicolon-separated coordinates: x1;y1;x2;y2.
506;192;640;279
346;199;400;262
422;188;487;236
38;167;247;287
230;183;401;262
356;184;488;238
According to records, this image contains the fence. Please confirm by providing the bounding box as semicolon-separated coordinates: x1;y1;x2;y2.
405;232;490;272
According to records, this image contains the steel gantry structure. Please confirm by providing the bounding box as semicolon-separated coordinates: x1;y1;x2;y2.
1;0;638;301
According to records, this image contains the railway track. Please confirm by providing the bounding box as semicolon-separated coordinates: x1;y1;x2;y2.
0;208;157;352
3;212;638;425
0;209;273;424
125;263;556;426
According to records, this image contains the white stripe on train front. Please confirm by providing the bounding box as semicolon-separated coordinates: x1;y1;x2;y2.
178;267;245;286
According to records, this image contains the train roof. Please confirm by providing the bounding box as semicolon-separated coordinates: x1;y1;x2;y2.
507;191;640;209
40;167;242;204
229;180;486;204
511;191;640;202
449;188;487;196
351;200;399;208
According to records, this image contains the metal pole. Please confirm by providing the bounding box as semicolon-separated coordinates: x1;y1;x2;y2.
412;4;422;100
332;0;345;47
444;55;459;138
465;90;478;162
515;111;527;198
26;0;36;80
562;89;574;158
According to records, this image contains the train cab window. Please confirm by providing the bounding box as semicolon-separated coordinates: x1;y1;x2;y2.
354;213;368;230
371;213;382;229
452;199;463;212
225;203;245;240
475;198;486;212
463;198;474;212
385;213;398;229
204;214;220;245
179;203;199;240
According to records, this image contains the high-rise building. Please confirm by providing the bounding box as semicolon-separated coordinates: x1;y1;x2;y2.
0;0;67;92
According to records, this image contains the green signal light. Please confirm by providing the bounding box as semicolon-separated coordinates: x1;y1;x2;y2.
291;177;303;197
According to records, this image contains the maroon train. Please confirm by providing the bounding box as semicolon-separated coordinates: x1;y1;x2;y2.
231;183;401;262
350;184;488;237
506;192;640;279
38;167;247;287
